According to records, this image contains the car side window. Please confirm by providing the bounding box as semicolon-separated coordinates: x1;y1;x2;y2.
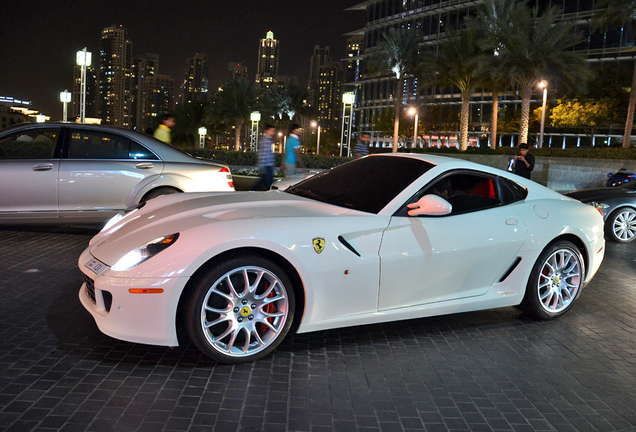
0;128;60;160
69;130;129;159
398;171;505;216
498;177;528;203
129;140;159;160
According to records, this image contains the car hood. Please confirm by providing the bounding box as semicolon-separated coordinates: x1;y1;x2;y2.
564;187;636;202
89;191;366;265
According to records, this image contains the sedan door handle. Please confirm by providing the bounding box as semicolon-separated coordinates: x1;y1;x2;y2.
506;217;518;226
32;163;53;171
135;163;154;169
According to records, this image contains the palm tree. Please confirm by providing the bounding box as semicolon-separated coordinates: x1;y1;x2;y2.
479;1;590;145
427;26;484;151
367;27;421;153
172;101;211;147
210;78;260;151
593;0;636;148
263;83;311;130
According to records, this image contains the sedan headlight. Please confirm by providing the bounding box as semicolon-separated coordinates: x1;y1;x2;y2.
111;233;179;271
588;202;610;210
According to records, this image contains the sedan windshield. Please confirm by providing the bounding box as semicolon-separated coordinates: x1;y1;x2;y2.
285;156;434;213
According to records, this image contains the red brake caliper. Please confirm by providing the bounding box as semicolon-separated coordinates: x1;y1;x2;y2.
258;283;275;336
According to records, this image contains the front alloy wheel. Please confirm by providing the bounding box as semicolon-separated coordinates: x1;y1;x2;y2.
520;241;584;320
608;207;636;243
185;256;294;363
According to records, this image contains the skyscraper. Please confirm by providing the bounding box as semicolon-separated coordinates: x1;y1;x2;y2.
316;63;342;131
72;65;98;121
307;46;331;110
256;31;279;89
132;53;159;131
146;74;174;129
182;53;210;104
99;25;133;127
228;62;248;82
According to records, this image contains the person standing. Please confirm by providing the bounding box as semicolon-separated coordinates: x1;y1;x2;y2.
513;143;535;179
253;125;277;190
283;124;305;176
353;133;370;159
153;114;175;144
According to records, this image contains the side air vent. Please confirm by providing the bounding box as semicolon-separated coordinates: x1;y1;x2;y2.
338;235;361;257
499;257;522;283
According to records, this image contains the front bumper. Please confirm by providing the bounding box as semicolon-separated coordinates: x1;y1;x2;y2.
78;248;189;347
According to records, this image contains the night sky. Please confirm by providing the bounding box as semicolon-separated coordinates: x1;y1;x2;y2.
0;0;365;120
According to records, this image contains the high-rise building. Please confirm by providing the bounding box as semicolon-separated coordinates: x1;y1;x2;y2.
346;0;636;144
145;74;174;129
131;53;159;131
307;46;331;110
182;53;210;104
228;62;248;82
73;65;99;121
316;63;342;131
256;31;279;89
99;25;133;127
344;37;362;88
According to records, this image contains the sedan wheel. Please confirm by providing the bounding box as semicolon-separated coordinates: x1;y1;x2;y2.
185;256;295;363
607;207;636;243
520;241;584;320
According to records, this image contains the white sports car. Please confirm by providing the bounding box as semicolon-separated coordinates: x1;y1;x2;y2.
78;154;605;363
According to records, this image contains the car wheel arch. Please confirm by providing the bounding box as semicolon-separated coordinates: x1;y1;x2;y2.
140;186;182;203
175;246;306;338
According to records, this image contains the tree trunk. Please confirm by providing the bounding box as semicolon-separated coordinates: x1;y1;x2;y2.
235;120;243;151
459;91;471;151
623;58;636;148
519;85;532;145
490;91;498;150
393;77;404;153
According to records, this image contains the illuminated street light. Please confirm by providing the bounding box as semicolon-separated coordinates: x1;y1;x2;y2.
311;121;321;155
36;114;46;123
408;107;418;149
250;111;261;151
76;48;92;123
60;90;71;122
198;127;207;149
538;80;547;148
341;92;355;157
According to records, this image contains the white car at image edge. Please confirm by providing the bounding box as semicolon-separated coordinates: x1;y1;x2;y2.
78;153;605;363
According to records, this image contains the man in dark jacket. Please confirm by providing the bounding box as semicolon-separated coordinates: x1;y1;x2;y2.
513;143;534;179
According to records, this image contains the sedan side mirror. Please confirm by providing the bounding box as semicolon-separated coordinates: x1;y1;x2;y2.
407;194;452;217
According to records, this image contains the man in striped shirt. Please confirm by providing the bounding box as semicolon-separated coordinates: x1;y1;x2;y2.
253;125;277;190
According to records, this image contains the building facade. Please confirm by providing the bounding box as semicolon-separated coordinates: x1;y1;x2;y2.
256;31;279;89
182;53;210;104
131;53;159;131
72;65;99;121
307;46;332;110
145;74;174;131
346;0;636;146
228;62;248;82
99;25;133;128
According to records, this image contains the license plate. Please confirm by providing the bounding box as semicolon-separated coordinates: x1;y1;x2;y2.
85;257;108;275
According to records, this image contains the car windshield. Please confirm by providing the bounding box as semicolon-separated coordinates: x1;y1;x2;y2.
285;155;434;213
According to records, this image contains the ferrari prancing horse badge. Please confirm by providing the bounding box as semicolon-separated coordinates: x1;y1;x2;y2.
313;238;325;254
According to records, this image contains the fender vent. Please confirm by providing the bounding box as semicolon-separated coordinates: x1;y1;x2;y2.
499;257;522;283
338;235;361;257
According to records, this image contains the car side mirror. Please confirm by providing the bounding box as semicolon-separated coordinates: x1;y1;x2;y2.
407;194;452;216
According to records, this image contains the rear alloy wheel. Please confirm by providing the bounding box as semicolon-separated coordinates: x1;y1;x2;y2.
185;256;294;363
607;207;636;243
520;241;584;320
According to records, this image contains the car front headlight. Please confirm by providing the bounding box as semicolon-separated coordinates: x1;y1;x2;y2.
588;202;610;210
111;233;179;271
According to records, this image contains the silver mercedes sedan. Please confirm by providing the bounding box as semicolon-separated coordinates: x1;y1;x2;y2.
0;123;234;225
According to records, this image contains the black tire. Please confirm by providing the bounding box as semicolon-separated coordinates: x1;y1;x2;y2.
141;187;180;202
185;255;295;363
605;207;636;243
519;241;585;320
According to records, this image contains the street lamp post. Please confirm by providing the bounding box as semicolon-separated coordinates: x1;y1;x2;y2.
250;111;261;151
408;107;419;149
60;91;71;122
341;92;355;157
538;80;548;148
76;48;92;124
311;121;321;155
198;127;207;149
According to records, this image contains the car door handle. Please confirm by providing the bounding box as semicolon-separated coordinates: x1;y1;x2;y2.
135;163;154;169
32;163;53;171
506;217;518;226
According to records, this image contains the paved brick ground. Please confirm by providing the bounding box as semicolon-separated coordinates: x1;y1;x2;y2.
1;226;636;432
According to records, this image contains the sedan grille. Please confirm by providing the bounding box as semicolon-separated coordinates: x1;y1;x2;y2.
83;274;96;304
